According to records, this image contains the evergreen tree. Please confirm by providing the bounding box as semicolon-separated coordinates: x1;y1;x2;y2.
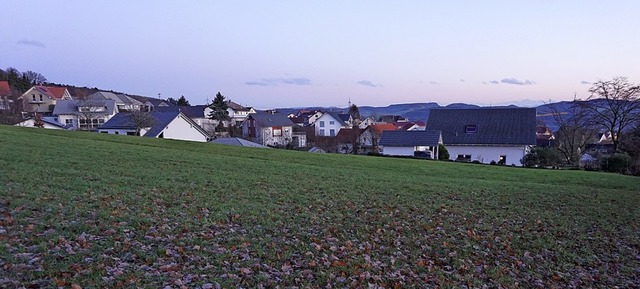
208;92;230;133
176;95;190;106
348;103;361;121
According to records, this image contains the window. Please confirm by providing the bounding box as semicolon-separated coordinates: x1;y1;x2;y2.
456;154;471;161
273;126;282;136
319;129;325;135
65;119;73;125
465;125;477;133
329;121;335;125
39;94;43;102
319;121;325;127
32;95;36;101
329;129;336;136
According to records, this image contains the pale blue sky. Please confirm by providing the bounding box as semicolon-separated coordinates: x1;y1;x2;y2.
2;1;639;108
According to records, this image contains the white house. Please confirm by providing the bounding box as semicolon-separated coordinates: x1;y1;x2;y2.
379;130;442;159
425;108;537;166
97;110;210;142
314;112;351;137
14;116;70;130
226;100;256;125
53;98;118;130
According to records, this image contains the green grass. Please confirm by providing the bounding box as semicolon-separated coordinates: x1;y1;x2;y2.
0;125;638;288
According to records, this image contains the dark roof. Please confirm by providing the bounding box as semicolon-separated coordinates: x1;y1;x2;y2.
379;130;442;147
99;111;207;138
52;99;117;115
425;108;536;145
247;112;294;127
323;112;348;126
154;105;207;119
336;128;364;143
143;111;182;137
210;137;269;148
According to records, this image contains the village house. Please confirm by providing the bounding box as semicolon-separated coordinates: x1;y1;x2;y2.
53;97;118;130
314;111;352;137
335;128;365;154
425;108;537;166
18;85;72;116
242;112;294;147
14;116;71;130
379;130;443;159
226;100;256;125
0;81;12;111
358;123;398;154
97;110;210;142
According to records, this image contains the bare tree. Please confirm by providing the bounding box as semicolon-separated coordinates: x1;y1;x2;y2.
547;100;597;166
584;77;640;151
23;71;47;85
129;110;155;136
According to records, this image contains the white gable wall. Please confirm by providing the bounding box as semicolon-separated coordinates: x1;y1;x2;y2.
315;114;344;136
159;114;208;142
445;145;531;166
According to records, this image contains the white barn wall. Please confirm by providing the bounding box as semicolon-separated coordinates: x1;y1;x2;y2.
445;145;531;166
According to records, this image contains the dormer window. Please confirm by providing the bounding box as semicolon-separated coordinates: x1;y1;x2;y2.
465;125;477;133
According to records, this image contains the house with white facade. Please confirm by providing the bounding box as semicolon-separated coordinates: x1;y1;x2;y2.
18;86;72;116
379;130;442;159
97;110;210;142
314;112;351;137
226;100;256;125
14;116;71;130
53;98;118;130
242;112;294;147
425;108;537;166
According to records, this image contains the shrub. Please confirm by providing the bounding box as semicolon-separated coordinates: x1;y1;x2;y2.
600;153;632;174
521;147;564;168
438;144;450;160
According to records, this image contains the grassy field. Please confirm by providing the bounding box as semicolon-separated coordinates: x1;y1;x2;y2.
0;126;638;288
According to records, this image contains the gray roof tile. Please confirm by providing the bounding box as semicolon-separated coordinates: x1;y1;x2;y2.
379;130;442;146
424;108;536;145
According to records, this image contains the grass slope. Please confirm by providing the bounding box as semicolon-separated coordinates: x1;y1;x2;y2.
1;126;638;288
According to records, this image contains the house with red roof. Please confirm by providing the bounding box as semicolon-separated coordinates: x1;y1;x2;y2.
18;85;72;115
0;81;12;111
358;123;398;154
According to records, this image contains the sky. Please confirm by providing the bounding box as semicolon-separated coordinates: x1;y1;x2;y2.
2;1;639;109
